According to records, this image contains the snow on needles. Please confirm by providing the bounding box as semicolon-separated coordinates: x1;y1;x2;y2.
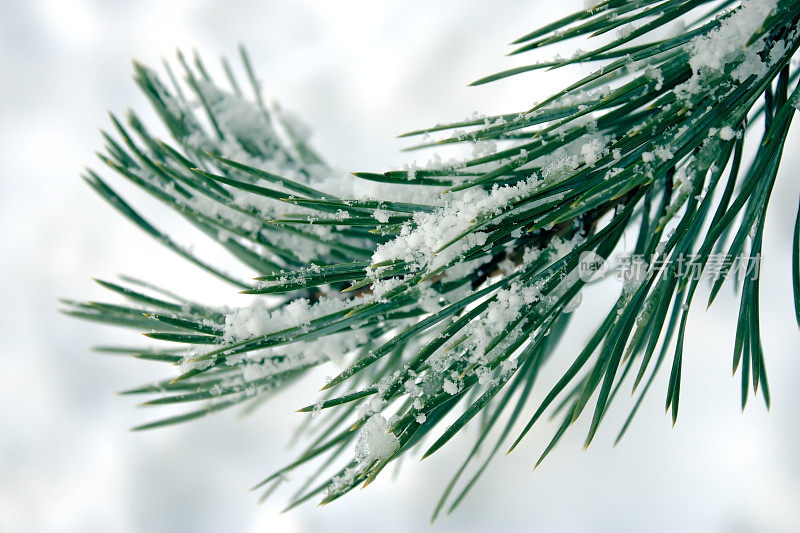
325;414;399;498
685;0;779;90
370;177;540;272
354;414;399;465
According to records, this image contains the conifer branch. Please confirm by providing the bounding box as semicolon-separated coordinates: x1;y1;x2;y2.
65;0;800;516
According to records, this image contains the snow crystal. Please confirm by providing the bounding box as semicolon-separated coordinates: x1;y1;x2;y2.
769;39;788;65
356;397;387;419
581;138;606;166
480;281;543;340
223;299;272;343
732;38;770;83
372;208;390;223
653;146;674;161
370;177;539;274
646;66;664;91
682;0;778;94
718;126;736;140
688;1;777;73
354;414;399;465
222;296;353;343
500;358;518;374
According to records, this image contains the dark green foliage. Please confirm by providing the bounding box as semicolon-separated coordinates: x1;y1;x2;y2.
64;0;800;517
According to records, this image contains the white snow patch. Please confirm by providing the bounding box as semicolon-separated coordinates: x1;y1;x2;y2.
354;414;399;465
718;126;736;140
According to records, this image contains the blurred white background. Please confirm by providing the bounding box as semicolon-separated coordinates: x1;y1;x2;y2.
1;1;799;531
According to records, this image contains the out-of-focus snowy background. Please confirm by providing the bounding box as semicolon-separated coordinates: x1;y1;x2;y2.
1;1;799;531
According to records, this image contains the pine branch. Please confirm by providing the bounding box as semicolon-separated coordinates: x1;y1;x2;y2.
65;0;800;516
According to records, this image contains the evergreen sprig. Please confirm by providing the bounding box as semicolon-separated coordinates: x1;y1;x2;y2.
65;0;800;517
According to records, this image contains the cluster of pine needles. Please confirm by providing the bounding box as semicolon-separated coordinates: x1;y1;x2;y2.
63;0;800;518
